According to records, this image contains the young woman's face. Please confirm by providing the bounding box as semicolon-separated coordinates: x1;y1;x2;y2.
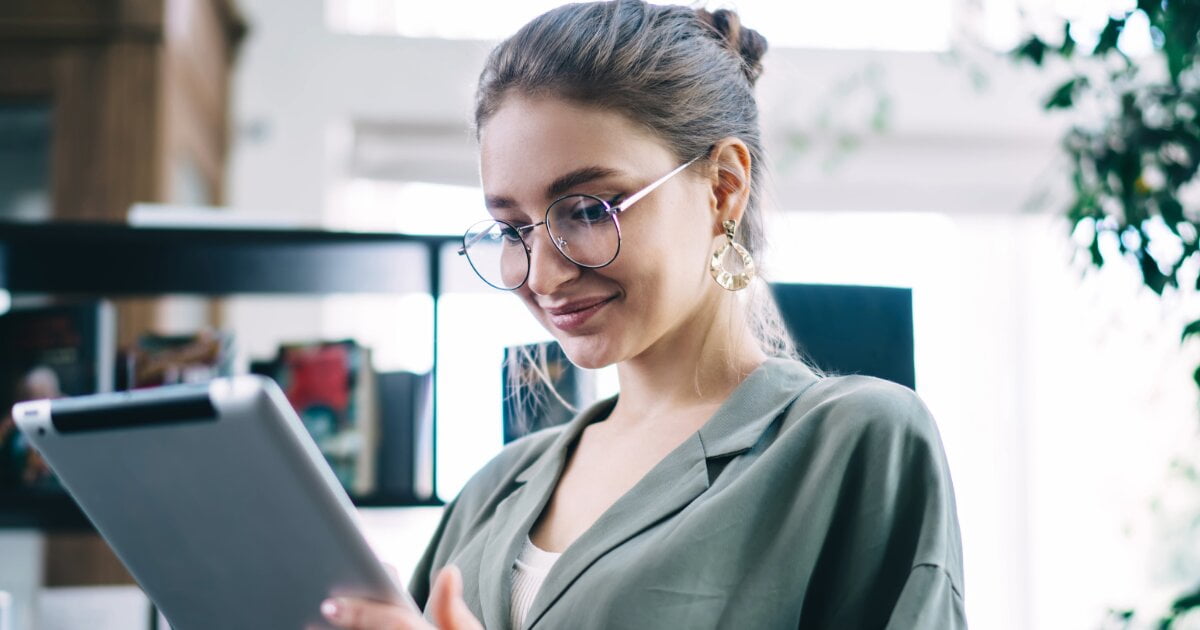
479;95;720;369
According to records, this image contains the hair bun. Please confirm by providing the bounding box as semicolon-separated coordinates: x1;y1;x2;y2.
696;8;768;86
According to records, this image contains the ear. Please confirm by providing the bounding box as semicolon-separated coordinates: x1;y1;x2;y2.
704;138;753;238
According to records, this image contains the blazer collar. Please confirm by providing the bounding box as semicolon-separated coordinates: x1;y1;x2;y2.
696;357;820;458
479;358;820;629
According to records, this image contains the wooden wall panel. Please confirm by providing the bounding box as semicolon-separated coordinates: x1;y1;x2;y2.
42;532;135;587
44;42;165;222
95;40;166;219
163;0;243;205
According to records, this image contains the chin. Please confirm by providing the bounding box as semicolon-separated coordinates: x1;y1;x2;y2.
553;334;621;371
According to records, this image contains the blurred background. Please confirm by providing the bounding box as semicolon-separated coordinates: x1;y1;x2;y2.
1;0;1199;628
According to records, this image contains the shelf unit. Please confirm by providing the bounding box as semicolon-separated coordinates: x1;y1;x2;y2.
0;220;460;528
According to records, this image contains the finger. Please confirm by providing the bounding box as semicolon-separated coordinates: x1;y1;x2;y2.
429;566;483;630
321;596;431;630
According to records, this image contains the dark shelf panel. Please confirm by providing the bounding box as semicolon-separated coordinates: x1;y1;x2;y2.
351;494;445;509
0;220;452;523
0;489;91;530
0;488;445;530
0;220;460;295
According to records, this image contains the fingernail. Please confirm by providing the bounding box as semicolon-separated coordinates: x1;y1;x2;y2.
320;598;341;621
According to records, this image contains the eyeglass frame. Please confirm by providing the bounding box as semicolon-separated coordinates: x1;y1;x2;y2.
457;153;704;290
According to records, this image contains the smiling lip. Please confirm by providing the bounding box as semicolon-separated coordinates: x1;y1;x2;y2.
544;295;617;332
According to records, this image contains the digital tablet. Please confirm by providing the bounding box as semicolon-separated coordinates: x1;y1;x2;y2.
13;375;419;630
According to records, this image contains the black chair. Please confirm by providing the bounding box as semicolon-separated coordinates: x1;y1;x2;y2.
771;283;915;391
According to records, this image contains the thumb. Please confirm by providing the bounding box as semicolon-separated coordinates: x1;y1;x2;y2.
428;565;482;630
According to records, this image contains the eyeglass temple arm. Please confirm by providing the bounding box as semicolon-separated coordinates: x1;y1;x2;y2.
458;231;486;254
461;153;704;254
613;155;701;213
459;229;498;254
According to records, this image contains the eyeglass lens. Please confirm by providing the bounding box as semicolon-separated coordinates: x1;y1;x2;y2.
461;194;619;290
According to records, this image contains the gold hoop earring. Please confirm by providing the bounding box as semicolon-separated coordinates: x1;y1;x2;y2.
709;219;756;291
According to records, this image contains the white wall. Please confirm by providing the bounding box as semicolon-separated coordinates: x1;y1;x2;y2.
228;0;1068;222
0;530;43;630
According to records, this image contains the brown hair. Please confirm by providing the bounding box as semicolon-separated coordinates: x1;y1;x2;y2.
476;0;817;428
475;1;770;254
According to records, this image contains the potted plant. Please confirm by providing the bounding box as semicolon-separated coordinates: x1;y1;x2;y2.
1012;2;1200;626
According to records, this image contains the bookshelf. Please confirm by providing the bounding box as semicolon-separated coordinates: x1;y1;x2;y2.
0;220;455;528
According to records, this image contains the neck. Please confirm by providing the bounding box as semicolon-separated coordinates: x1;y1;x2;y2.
607;293;767;429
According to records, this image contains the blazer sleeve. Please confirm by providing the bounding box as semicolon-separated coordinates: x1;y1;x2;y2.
407;494;459;608
405;425;568;610
798;377;967;629
884;564;968;629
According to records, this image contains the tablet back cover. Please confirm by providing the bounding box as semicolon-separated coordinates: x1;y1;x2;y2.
13;375;408;630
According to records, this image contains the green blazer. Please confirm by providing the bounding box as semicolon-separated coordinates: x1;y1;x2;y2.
410;358;966;629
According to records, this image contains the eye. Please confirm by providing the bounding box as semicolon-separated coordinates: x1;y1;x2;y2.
570;197;613;224
498;224;523;243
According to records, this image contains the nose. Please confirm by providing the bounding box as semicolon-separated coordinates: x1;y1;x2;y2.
525;225;580;295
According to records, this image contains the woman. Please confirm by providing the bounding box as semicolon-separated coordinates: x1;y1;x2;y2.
323;1;966;628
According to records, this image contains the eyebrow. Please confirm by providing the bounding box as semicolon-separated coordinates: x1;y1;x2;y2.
484;165;622;211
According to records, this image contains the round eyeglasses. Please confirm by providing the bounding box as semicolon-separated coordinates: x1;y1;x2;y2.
458;156;700;290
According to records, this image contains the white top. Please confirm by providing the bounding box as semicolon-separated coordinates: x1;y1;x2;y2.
510;535;562;629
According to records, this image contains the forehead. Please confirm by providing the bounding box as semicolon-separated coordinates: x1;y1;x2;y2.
478;95;673;196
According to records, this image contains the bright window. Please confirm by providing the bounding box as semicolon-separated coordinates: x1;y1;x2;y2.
327;178;484;236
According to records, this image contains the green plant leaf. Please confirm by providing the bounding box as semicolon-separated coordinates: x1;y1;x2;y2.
1015;35;1049;65
1137;0;1162;20
1159;197;1185;235
1139;250;1169;294
1089;230;1105;267
1161;0;1200;83
1094;16;1126;56
1182;319;1200;343
1170;583;1200;614
1059;21;1076;57
871;95;892;133
1183;238;1200;259
1045;77;1086;109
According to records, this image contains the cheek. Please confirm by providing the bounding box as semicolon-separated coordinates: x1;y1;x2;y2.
608;225;712;309
514;288;543;319
616;200;714;284
624;188;705;252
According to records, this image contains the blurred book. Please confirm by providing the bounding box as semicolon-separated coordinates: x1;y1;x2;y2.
375;370;433;502
253;340;379;497
502;341;594;443
0;301;116;490
116;328;235;389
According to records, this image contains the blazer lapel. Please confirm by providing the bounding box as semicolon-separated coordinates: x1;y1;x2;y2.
521;359;820;629
475;397;619;630
520;432;709;629
695;358;820;459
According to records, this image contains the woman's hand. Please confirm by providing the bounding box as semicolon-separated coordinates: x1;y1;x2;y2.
321;565;483;630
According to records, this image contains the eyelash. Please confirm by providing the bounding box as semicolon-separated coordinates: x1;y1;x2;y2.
606;193;626;205
497;193;626;225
